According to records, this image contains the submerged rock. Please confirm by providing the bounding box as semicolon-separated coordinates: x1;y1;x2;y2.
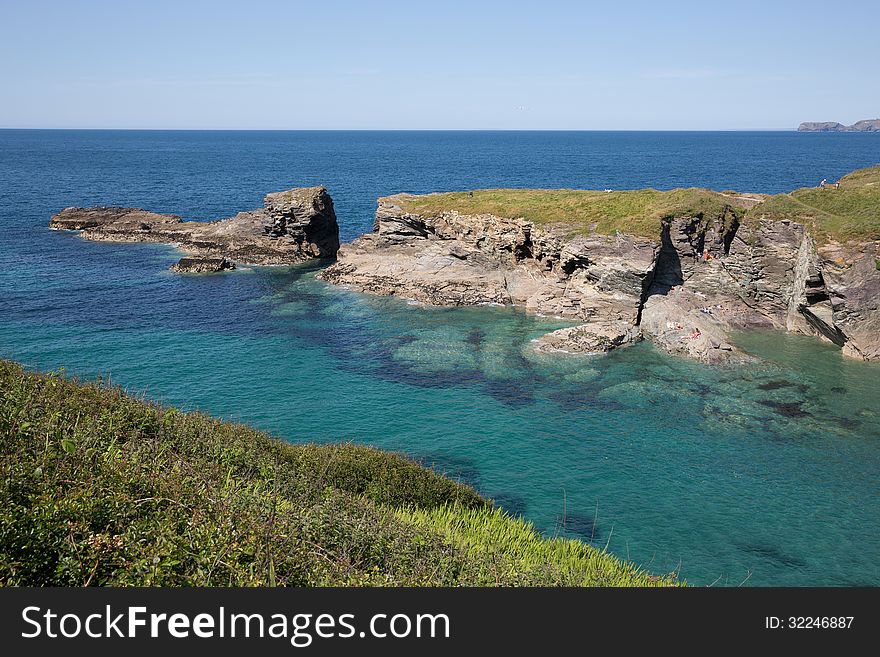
757;380;796;391
758;399;811;418
50;187;339;269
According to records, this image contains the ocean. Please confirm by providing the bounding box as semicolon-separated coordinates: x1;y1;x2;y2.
1;129;878;585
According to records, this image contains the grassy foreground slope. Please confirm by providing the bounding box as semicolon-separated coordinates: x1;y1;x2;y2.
395;166;880;243
0;360;674;586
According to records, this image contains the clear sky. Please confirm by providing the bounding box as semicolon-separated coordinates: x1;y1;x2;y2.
2;0;878;129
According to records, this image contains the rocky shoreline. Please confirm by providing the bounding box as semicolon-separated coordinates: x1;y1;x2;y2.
50;170;879;365
318;171;880;364
50;186;339;268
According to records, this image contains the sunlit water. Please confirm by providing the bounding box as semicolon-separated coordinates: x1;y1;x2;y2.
1;130;878;585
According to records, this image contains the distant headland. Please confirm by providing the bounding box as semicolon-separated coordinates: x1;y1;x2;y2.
798;119;880;132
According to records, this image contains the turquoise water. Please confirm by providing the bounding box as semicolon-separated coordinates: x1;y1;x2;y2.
3;258;879;586
1;130;879;585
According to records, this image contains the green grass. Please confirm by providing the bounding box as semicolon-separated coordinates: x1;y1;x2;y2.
399;504;673;586
750;166;880;243
395;187;740;240
0;360;675;587
393;165;880;244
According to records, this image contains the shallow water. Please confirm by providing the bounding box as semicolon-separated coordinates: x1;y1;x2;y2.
1;130;879;585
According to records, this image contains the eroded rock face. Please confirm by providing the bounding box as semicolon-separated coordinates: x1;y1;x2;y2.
50;187;339;267
262;188;340;259
319;195;660;356
811;242;880;360
319;194;880;363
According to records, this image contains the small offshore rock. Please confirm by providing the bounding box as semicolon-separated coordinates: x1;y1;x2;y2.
170;256;236;273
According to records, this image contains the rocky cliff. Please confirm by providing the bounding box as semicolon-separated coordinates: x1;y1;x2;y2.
50;187;339;268
798;119;880;132
319;169;880;363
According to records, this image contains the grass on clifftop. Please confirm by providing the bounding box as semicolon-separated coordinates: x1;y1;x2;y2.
395;165;880;243
0;360;674;586
749;166;880;243
396;187;740;240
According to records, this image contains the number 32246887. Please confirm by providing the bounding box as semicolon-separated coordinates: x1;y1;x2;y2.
766;617;854;629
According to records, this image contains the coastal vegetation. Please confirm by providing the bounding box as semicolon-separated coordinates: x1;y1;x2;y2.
396;165;880;244
0;360;675;587
754;166;880;244
396;187;742;240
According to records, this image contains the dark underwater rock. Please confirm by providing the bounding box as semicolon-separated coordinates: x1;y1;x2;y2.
759;399;810;418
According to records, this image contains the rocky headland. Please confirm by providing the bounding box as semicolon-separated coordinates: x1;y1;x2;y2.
798;119;880;132
50;186;339;268
319;167;880;363
49;171;879;365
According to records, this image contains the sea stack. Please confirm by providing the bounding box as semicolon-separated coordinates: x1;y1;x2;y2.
50;186;340;267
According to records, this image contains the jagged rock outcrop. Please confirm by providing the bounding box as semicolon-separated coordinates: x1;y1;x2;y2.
319;189;880;364
320;194;658;341
805;241;880;360
50;187;339;267
641;216;880;362
638;216;810;362
798;119;880;132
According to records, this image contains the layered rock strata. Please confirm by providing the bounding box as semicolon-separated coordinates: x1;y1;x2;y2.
319;195;879;363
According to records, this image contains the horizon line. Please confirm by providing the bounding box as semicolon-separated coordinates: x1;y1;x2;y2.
0;127;807;132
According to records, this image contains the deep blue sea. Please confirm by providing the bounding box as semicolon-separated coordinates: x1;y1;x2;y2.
2;130;879;586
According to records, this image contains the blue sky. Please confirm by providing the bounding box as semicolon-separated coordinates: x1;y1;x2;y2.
2;0;878;129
